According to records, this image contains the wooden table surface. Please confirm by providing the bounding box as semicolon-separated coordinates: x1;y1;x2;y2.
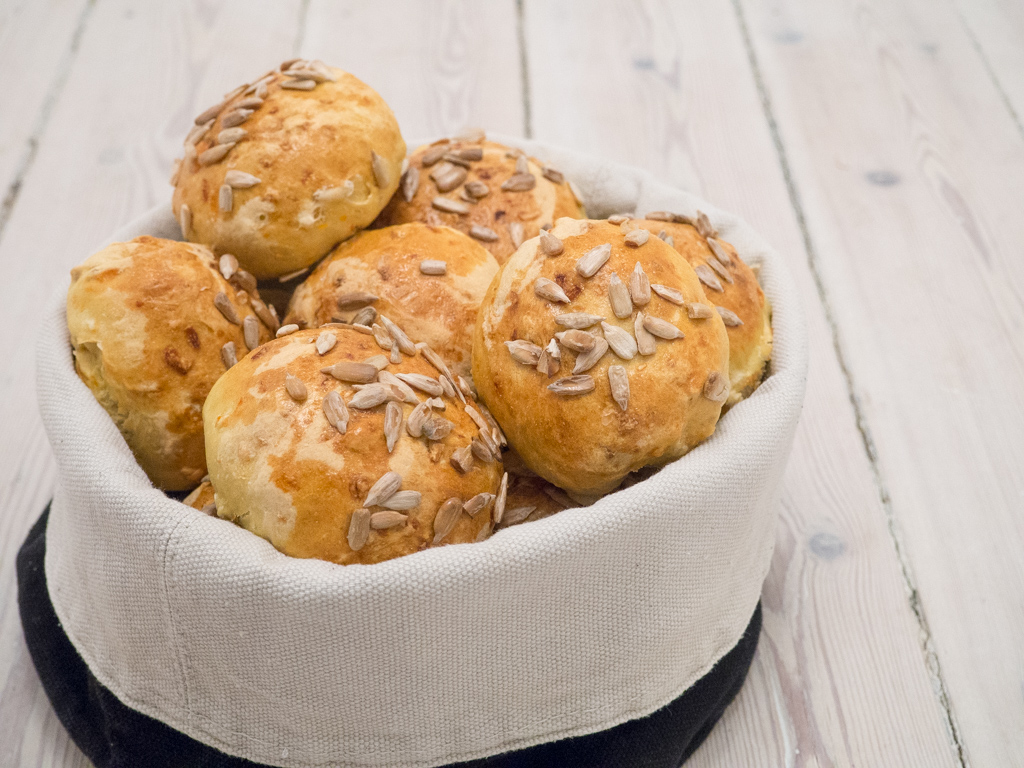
1;1;1021;765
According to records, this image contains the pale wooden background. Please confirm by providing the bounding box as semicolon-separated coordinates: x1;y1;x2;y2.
1;0;1022;766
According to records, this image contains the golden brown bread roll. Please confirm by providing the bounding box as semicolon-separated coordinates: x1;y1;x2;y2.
374;136;584;264
172;60;406;279
285;223;499;377
635;213;772;406
472;218;730;497
203;326;504;565
66;236;273;490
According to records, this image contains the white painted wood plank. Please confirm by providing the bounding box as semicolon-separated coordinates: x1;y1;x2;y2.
954;0;1024;134
0;1;304;765
524;1;962;765
301;0;525;141
0;0;90;203
738;0;1024;764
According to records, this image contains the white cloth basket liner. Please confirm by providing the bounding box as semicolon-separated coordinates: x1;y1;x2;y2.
39;137;808;768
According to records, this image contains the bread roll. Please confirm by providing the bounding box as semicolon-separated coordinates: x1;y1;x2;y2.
172;60;406;279
374;136;584;264
473;218;730;496
66;236;272;490
203;326;504;565
635;214;772;406
285;223;498;377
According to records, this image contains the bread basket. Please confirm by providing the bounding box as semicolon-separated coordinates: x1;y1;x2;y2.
26;138;807;767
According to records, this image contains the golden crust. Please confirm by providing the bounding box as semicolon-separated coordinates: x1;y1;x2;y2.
66;236;272;490
203;327;503;565
636;220;772;406
374;139;585;264
172;65;406;279
472;219;730;496
285;223;499;377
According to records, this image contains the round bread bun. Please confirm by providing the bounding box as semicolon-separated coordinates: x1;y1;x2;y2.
634;215;772;406
374;136;584;264
203;326;504;565
66;236;273;490
285;223;499;377
172;59;406;280
472;218;730;497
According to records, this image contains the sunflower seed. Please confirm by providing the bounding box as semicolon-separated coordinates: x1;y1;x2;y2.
335;292;378;311
642;316;684;339
687;302;715;319
534;277;570;303
422;417;454;441
695;211;716;238
501;173;536;192
370;510;408;528
281;78;316;90
694;264;724;292
492;472;509;524
555;330;597;353
608;365;630;410
627;264;650;308
374;372;415;405
471;437;495;463
404;401;430;437
432;196;470;214
664;235;675;247
251;297;279;331
624;228;649;247
217;127;247;145
255;80;268;99
449;445;474;474
478;426;500;457
576;243;611;278
195;101;226;125
185;120;213;147
351;306;377;326
542;166;564;184
347;509;370;550
475;520;493;542
703;371;729;403
221;341;238;368
366;150;388;188
503;505;536;526
454;128;486;142
364;354;390;371
456;375;476;401
609;215;631;225
278;267;308;284
536;345;560;377
505;340;543;365
431;498;463;544
320;361;379;384
422;143;449;166
463;404;488;432
309;331;335;356
213;292;240;324
242;315;260;350
539;231;564;257
716;306;744;327
548;375;595;395
365;471;402;507
424;396;444;410
509;153;527;174
463;493;494;517
456;180;486;200
370;323;393;350
218;184;233;212
235;95;264;110
286;68;332;83
555;312;603;330
606;273;632;318
705;256;734;284
382;401;403;452
430;162;468;192
454;145;485;161
199;143;235;166
651;284;684;305
179;204;192;238
707;237;733;266
573;337;608;373
437;375;455;399
223;170;261;189
379;316;416;355
467;224;498;243
601;321;637;359
218;253;238;280
398;166;419;202
276;323;299;337
620;220;637;234
414;259;446;276
395;373;442;397
442;152;471;169
284;373;307;401
634;312;657;355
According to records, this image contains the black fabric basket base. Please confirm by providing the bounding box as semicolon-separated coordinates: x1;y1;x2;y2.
17;506;761;768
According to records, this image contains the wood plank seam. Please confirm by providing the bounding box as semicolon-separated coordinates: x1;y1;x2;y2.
514;0;533;137
0;0;96;251
952;2;1024;144
728;0;969;764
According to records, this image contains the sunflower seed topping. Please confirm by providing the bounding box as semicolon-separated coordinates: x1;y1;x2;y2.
311;331;336;355
703;371;729;402
398;166;419;203
432;196;471;214
284;374;307;401
450;445;474;474
281;78;316;90
624;228;649;247
217;127;247;145
223;170;261;189
634;312;657;355
463;405;487;432
195;102;226;125
229;268;258;295
276;323;299;337
430;162;468;192
221;108;253;128
707;237;733;266
185;120;213;147
251;297;279;331
539;231;564;256
576;243;611;278
548;375;596;395
369;510;407;528
573;337;608;373
218;253;238;280
442;152;471;169
430;498;463;544
705;256;734;284
464;180;490;198
629;262;651;306
214;292;240;324
464;493;494;517
347;509;371;551
369;150;390;188
695;211;716;238
501;173;536;192
422;143;449;166
651;284;684;305
351;306;377;326
382;401;403;452
555;312;603;330
379;316;416;355
404;401;429;437
469;224;499;242
422;417;453;441
255;80;269;99
350;384;393;410
605;273;632;318
243;315;260;350
336;292;378;311
218;184;233;212
395;373;443;397
642;316;684;340
608;214;629;224
694;264;724;292
555;330;597;353
199;143;235;166
279;267;308;283
470;437;495;462
322;391;349;434
505;340;543;365
221;341;238;369
542;166;564;184
370;323;393;350
513;154;529;174
364;354;390;371
179;204;192;238
535;344;559;377
235;96;264;109
534;277;570;303
717;306;744;326
601;321;638;359
457;375;476;401
365;471;402;507
492;472;509;524
320;361;379;383
687;302;715;319
608;365;630;410
418;259;447;275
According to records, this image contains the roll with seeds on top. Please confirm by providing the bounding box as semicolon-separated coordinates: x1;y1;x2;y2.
66;236;274;490
630;211;772;407
171;59;406;280
285;222;499;378
472;218;730;497
373;134;585;264
203;325;506;565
